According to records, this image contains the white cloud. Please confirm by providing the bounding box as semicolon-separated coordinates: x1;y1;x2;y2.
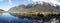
0;7;8;11
29;0;60;5
8;0;12;6
0;0;12;6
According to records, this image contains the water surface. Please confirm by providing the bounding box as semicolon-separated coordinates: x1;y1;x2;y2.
0;13;34;23
0;13;60;23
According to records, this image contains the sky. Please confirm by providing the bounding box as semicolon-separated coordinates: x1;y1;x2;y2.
0;0;60;11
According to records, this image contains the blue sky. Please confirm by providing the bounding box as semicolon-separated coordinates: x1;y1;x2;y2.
0;0;60;11
0;0;32;11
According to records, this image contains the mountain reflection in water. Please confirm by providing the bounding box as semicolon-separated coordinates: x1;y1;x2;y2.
0;13;34;23
0;13;60;23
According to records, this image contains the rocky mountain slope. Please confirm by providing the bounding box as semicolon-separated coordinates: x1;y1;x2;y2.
8;2;60;13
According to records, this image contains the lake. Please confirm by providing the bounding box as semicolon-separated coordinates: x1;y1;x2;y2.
0;13;60;23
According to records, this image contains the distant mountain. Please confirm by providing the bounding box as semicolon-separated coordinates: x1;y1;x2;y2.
0;9;4;13
55;5;60;10
8;2;60;13
0;9;4;11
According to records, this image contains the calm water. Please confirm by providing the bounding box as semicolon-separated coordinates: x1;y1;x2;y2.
0;13;60;23
0;13;35;23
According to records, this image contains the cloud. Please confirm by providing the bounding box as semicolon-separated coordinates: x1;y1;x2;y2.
28;0;60;5
0;0;12;6
0;7;8;11
8;0;12;6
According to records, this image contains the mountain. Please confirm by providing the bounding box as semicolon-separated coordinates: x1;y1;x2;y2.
8;2;60;19
8;2;60;13
55;5;60;10
0;9;4;13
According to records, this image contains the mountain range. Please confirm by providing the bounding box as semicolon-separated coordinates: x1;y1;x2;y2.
8;2;60;13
